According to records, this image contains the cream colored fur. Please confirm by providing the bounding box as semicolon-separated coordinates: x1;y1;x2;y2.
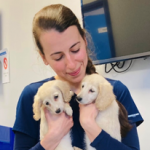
77;74;121;150
33;80;74;150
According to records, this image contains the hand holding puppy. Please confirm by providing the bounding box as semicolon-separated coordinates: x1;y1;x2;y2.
44;108;73;137
41;109;73;150
79;103;98;127
79;103;101;143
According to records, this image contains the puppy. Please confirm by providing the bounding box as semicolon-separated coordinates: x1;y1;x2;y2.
76;74;132;150
33;80;74;150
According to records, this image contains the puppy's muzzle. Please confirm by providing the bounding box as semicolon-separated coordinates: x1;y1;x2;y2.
76;96;82;102
55;108;61;114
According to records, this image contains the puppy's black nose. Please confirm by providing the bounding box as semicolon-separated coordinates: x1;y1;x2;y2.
55;108;61;114
76;96;82;102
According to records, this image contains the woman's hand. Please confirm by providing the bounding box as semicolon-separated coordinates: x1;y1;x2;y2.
79;103;98;126
41;109;73;150
79;103;102;142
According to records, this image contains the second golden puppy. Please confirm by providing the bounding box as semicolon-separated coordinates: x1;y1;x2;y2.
76;73;132;150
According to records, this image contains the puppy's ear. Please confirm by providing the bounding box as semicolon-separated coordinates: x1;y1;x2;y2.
95;83;115;111
56;81;73;103
33;94;42;121
63;90;74;103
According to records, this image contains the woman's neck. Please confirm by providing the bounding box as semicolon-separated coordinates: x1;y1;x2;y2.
54;75;81;94
69;83;81;94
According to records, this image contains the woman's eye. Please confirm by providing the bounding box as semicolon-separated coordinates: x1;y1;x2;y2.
55;55;63;61
89;89;94;93
82;85;84;88
72;49;79;53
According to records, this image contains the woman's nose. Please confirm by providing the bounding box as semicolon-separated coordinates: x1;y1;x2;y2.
66;55;76;70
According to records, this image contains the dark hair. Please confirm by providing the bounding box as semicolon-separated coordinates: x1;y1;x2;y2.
117;101;133;138
32;4;96;74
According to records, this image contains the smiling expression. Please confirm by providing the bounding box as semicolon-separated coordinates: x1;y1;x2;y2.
40;25;88;85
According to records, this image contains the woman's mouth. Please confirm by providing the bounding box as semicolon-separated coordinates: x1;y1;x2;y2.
68;67;80;76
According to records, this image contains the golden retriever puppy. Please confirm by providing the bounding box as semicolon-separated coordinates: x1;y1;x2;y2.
76;74;132;150
33;80;74;150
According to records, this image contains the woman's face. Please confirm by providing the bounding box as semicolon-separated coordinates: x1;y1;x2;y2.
39;26;88;85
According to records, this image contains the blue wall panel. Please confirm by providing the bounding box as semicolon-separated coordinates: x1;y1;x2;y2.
0;125;14;150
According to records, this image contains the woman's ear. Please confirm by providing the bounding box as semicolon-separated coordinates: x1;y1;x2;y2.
39;51;49;65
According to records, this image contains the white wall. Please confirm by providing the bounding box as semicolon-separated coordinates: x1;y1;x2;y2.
0;0;149;149
0;0;82;127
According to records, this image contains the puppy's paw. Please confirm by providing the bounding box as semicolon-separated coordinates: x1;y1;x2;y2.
65;104;73;116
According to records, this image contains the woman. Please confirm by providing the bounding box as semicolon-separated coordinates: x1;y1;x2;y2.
13;4;143;150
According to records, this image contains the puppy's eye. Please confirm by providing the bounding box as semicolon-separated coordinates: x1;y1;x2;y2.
89;89;95;93
46;102;49;105
54;95;58;100
82;85;84;88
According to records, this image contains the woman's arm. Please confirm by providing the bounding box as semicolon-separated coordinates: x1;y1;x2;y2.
14;110;73;150
79;103;140;150
90;124;139;150
79;103;102;142
14;131;44;150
